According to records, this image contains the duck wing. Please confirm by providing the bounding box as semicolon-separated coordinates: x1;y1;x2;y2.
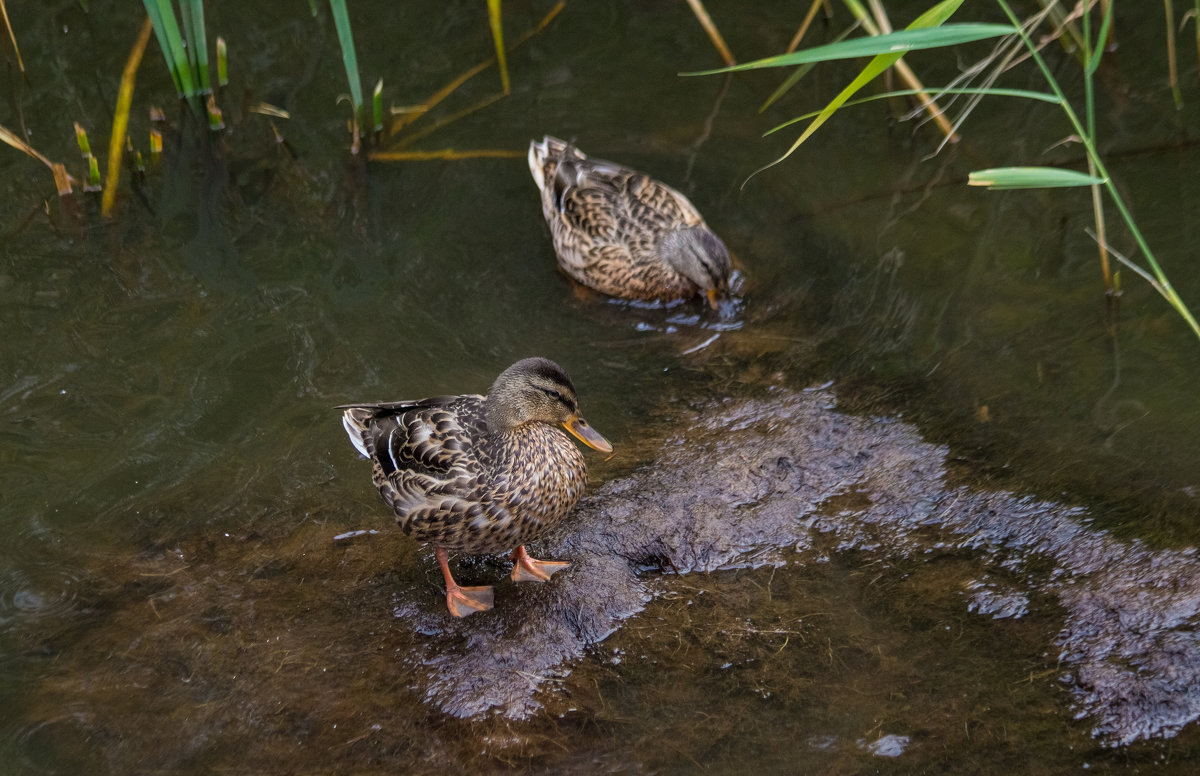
339;395;490;518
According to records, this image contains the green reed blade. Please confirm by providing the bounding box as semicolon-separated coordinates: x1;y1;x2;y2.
968;167;1106;189
142;0;198;107
996;0;1200;340
185;0;211;93
142;1;183;96
683;23;1012;75
742;0;980;180
328;0;364;123
765;87;1059;135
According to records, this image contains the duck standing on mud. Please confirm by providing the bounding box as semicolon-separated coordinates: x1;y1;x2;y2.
339;358;612;617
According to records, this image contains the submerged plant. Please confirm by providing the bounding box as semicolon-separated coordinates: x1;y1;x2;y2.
689;0;1200;341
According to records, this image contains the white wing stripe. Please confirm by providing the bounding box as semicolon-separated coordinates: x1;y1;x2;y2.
388;427;401;472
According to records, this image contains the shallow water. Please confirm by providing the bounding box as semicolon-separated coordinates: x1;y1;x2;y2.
4;1;1200;773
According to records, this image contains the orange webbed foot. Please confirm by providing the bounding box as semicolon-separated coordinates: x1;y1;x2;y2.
445;584;494;617
510;545;570;583
435;545;494;617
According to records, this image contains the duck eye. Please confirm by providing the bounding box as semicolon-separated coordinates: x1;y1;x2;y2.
545;388;562;401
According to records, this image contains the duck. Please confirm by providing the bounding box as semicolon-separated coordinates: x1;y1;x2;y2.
338;357;612;618
528;135;731;308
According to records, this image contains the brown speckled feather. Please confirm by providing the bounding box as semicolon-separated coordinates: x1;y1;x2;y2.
341;395;588;554
529;136;730;303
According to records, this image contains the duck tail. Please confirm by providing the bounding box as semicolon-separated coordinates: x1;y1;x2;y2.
340;408;375;458
528;136;574;191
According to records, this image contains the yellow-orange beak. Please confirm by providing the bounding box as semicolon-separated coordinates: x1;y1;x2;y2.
705;288;721;310
562;413;613;454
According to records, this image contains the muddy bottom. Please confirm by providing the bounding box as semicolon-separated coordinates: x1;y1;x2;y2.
16;386;1200;773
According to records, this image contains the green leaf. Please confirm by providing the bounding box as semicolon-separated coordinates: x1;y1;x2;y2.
682;23;1013;76
1086;0;1115;76
741;0;979;180
764;87;1060;135
142;0;196;101
329;0;364;117
967;167;1107;189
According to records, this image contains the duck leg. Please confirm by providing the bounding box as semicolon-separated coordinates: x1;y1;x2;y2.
434;546;493;617
510;545;570;583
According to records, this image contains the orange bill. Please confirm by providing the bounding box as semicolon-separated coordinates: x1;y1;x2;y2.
562;413;613;454
705;287;721;310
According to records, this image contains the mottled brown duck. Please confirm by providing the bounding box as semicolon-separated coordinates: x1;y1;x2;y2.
339;357;612;617
528;135;731;308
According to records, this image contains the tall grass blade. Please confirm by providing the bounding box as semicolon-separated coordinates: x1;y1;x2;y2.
142;0;198;108
1080;2;1111;290
328;0;365;129
487;0;511;94
1086;0;1115;75
178;0;198;83
185;0;211;93
142;1;183;96
103;17;153;217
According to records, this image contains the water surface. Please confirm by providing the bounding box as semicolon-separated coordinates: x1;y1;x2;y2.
3;1;1200;772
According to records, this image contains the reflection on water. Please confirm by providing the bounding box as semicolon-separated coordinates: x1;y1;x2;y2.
3;0;1200;772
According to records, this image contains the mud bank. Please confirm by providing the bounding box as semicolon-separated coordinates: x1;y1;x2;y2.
404;386;1200;747
21;386;1200;772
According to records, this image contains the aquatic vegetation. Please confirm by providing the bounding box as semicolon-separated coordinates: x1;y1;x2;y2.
0;124;74;196
689;0;1200;342
142;0;218;123
369;2;563;162
0;1;563;219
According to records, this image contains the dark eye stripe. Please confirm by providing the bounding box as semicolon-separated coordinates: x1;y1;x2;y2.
541;386;576;412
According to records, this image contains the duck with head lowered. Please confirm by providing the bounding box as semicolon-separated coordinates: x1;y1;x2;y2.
339;357;612;617
529;135;732;309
